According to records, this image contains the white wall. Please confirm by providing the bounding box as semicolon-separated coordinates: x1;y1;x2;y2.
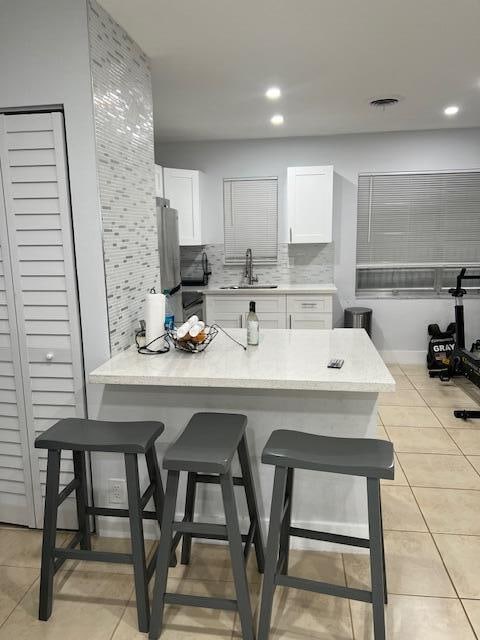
157;128;480;358
0;0;110;416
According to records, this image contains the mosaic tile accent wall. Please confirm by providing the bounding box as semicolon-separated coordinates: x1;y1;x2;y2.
88;0;158;353
181;243;334;287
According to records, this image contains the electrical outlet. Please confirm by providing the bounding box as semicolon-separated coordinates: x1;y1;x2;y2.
108;478;126;505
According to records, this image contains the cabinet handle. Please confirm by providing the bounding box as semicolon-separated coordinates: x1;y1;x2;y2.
46;352;54;361
301;303;317;308
239;314;243;328
289;227;292;243
289;314;292;329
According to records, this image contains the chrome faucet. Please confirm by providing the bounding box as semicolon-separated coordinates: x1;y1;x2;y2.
244;248;258;285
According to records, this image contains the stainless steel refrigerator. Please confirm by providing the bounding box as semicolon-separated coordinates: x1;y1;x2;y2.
156;197;183;325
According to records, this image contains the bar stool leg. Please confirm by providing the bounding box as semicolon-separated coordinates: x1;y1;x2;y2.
146;446;177;568
379;492;388;604
181;472;196;565
238;434;265;572
39;449;61;620
125;453;150;633
367;478;386;640
258;465;288;640
145;446;165;525
73;451;91;551
279;467;293;575
220;470;255;640
149;470;180;640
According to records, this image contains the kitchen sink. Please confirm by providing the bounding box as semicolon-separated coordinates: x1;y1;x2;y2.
220;284;278;290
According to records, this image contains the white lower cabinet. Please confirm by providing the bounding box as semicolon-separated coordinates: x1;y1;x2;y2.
288;313;332;329
286;294;333;329
206;293;332;330
248;313;287;329
213;312;244;329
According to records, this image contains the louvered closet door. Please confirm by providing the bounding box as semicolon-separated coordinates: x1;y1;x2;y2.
0;181;36;526
0;112;86;529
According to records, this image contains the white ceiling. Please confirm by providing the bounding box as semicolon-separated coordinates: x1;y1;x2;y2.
99;0;480;142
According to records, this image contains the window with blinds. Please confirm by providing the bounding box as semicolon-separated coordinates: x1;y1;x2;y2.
356;170;480;296
223;177;278;263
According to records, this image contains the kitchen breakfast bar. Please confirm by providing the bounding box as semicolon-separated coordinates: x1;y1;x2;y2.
89;328;395;543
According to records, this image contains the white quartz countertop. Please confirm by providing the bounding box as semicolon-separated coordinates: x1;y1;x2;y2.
183;283;337;295
89;328;395;393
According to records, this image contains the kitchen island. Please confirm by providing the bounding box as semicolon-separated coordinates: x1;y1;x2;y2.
90;328;394;544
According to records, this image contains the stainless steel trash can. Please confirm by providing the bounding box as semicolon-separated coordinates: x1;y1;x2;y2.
344;307;372;337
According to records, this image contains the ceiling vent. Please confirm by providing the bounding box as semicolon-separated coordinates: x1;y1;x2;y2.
369;97;401;108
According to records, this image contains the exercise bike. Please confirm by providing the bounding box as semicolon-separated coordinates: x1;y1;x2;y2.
429;268;480;420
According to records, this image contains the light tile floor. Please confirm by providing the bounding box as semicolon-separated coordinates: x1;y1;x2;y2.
1;364;480;638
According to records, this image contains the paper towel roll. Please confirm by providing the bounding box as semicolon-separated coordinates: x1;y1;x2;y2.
145;290;166;348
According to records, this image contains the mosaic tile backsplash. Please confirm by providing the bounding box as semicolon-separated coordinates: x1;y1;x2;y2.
181;243;334;286
88;0;158;354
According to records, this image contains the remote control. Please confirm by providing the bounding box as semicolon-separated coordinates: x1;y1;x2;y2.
328;358;344;369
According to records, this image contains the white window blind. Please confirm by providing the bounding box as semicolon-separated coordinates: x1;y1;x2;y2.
223;177;278;263
357;170;480;267
356;170;480;296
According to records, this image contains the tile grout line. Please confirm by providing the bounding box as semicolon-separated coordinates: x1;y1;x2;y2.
387;454;430;533
425;384;480;638
408;389;480;640
106;584;134;640
0;574;40;631
340;552;356;640
429;529;479;640
463;454;480;481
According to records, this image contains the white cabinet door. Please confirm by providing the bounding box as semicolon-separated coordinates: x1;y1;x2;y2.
213;313;245;328
163;168;202;245
287;165;333;243
154;164;164;198
0;112;86;528
288;313;332;330
205;297;244;327
206;294;286;327
245;313;286;329
286;295;333;315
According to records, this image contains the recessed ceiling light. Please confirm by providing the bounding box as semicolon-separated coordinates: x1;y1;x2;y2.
265;87;281;100
270;114;284;125
444;105;459;116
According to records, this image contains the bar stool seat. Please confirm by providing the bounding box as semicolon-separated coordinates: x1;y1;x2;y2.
35;418;168;634
258;429;394;640
163;412;247;473
149;412;265;640
35;417;164;453
262;429;394;479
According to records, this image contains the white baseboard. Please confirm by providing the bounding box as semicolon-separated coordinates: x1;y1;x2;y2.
96;514;369;554
380;349;426;365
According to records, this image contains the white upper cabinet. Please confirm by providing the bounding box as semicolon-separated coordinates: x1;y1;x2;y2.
287;165;333;244
163;167;203;245
154;164;164;198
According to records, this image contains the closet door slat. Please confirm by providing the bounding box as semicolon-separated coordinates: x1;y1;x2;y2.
0;118;35;526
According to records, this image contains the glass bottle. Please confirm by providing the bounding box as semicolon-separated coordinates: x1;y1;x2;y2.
163;289;175;330
247;300;259;346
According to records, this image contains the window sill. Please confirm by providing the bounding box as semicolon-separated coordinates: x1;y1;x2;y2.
356;290;480;299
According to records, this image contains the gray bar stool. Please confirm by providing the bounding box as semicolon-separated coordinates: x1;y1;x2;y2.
35;417;168;633
149;412;265;640
258;429;394;640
